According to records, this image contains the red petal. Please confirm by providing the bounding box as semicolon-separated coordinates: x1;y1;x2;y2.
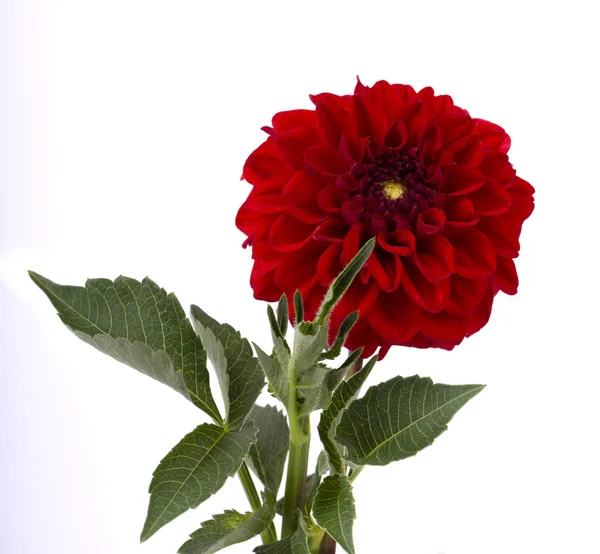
317;243;343;286
272;109;316;132
377;230;416;256
479;152;516;183
477;214;521;258
494;257;519;295
446;276;489;315
402;261;450;313
437;112;476;149
367;248;403;292
415;208;446;238
414;234;455;284
250;261;281;302
369;287;422;343
274;244;323;291
304;145;349;176
450;228;497;279
282;171;328;223
242;193;287;215
444;196;480;229
455;141;486;167
275;127;321;171
442;165;486;196
270;213;317;252
341;223;369;264
468;180;512;216
474;118;511;153
352;94;388;143
315;97;354;148
384;120;408;149
390;83;417;101
421;311;465;348
506;176;535;220
243;139;290;186
314;217;349;243
343;318;387;359
317;186;350;213
463;284;495;336
370;81;411;122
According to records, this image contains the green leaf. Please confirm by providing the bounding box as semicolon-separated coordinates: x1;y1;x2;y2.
254;342;289;405
141;423;257;541
29;272;220;421
313;475;356;554
190;305;265;429
246;405;289;495
320;312;359;361
276;294;289;337
315;238;375;326
254;513;310;554
335;375;485;466
178;498;275;554
318;356;376;473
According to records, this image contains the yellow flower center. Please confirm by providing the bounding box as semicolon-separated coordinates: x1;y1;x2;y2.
380;179;407;201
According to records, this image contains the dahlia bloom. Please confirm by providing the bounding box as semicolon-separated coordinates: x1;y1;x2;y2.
236;79;534;357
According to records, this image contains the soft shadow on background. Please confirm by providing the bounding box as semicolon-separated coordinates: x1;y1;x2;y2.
1;1;598;553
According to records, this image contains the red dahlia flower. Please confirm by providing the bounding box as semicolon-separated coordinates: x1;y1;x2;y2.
236;79;534;358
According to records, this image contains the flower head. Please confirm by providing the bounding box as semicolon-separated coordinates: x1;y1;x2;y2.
236;79;534;357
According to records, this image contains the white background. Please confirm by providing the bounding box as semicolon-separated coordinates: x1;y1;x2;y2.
1;1;598;553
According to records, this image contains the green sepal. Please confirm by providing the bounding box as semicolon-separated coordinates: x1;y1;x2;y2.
335;375;485;466
141;423;257;541
29;272;221;422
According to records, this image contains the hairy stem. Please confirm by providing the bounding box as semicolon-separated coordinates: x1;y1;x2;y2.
238;462;278;544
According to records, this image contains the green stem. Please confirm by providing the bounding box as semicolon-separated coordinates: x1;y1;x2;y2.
238;462;278;544
281;412;311;538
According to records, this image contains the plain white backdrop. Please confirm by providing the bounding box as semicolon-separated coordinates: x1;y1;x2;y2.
2;1;598;553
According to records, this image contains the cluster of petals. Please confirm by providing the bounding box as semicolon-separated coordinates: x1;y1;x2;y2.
236;79;534;357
